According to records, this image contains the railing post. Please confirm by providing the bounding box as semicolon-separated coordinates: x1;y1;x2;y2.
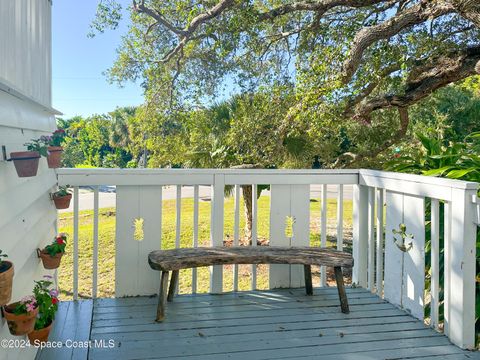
210;174;225;294
352;184;368;287
445;187;477;349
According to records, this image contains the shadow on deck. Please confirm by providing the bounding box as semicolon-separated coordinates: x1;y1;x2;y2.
36;287;479;360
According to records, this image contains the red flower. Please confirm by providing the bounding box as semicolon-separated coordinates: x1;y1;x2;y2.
56;238;64;245
52;297;58;305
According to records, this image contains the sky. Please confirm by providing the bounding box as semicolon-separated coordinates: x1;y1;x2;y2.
52;0;143;119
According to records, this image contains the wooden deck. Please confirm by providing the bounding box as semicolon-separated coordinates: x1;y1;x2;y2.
37;287;479;360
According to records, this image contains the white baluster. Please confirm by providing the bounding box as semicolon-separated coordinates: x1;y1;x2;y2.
336;184;343;251
92;186;99;299
430;198;439;330
192;185;199;294
233;185;240;292
375;189;384;296
320;184;327;286
73;186;79;300
251;185;258;290
367;187;375;292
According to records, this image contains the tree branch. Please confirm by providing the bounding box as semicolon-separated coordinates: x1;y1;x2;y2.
133;0;186;35
344;63;402;117
259;0;387;20
342;1;454;83
450;0;480;28
353;45;480;123
335;106;410;167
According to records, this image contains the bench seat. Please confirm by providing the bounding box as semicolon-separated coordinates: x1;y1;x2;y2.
148;246;353;322
148;246;353;270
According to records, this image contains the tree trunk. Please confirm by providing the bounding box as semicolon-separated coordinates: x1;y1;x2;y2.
230;164;262;245
242;185;253;245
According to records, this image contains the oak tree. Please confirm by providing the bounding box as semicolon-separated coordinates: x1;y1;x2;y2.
92;0;480;164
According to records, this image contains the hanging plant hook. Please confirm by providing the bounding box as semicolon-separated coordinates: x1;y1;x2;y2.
392;223;414;252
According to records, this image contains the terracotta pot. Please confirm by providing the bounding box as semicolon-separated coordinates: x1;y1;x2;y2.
38;250;64;270
3;303;39;336
46;146;63;168
0;261;14;306
52;193;72;209
28;321;53;345
10;151;40;177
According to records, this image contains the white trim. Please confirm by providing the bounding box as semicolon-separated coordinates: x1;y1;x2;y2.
0;79;61;115
360;169;478;190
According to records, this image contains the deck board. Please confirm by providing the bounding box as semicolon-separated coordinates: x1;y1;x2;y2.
36;300;93;360
38;287;479;360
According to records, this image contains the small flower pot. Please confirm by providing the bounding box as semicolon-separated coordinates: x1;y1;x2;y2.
3;303;39;336
10;151;40;177
52;193;72;209
0;261;14;306
28;321;53;345
46;146;63;168
37;249;64;270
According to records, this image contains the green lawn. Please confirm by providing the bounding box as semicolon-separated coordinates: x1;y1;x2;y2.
58;196;353;299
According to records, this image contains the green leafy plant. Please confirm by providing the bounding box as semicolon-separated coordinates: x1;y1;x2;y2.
12;295;37;315
50;129;66;147
52;186;71;198
0;249;8;271
44;234;67;257
40;129;67;147
24;139;48;157
32;277;58;330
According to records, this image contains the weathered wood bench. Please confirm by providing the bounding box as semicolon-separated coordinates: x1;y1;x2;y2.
148;246;353;322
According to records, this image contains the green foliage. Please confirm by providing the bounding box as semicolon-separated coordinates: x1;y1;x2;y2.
12;296;37;315
88;0;122;38
0;249;7;268
142;86;321;169
24;139;48;157
32;278;58;330
44;234;67;257
88;0;480;165
57;107;138;168
52;186;71;198
49;129;67;147
39;130;67;147
386;132;480;181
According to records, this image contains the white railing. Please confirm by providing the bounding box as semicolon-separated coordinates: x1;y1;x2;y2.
56;168;479;349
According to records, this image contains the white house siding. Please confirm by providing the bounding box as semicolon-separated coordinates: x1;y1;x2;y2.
0;0;52;107
0;1;57;359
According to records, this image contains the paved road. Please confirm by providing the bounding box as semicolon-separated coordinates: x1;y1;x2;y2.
60;185;353;212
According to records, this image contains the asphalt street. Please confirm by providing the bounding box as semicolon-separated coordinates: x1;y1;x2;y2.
59;184;353;212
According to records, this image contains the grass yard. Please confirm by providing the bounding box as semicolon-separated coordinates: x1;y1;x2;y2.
57;195;353;299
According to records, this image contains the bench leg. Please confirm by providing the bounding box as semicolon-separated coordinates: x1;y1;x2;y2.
334;266;349;314
167;270;179;302
156;271;169;322
304;265;313;295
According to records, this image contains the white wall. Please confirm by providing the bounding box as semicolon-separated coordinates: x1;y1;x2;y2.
0;1;57;359
0;0;52;107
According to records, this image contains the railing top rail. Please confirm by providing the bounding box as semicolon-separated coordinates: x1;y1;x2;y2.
56;168;360;186
56;168;479;193
56;168;359;176
360;169;478;190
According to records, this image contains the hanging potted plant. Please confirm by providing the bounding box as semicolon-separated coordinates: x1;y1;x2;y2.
37;234;67;270
0;250;14;306
40;129;66;168
3;295;38;336
51;186;72;209
28;277;59;344
9;140;46;178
